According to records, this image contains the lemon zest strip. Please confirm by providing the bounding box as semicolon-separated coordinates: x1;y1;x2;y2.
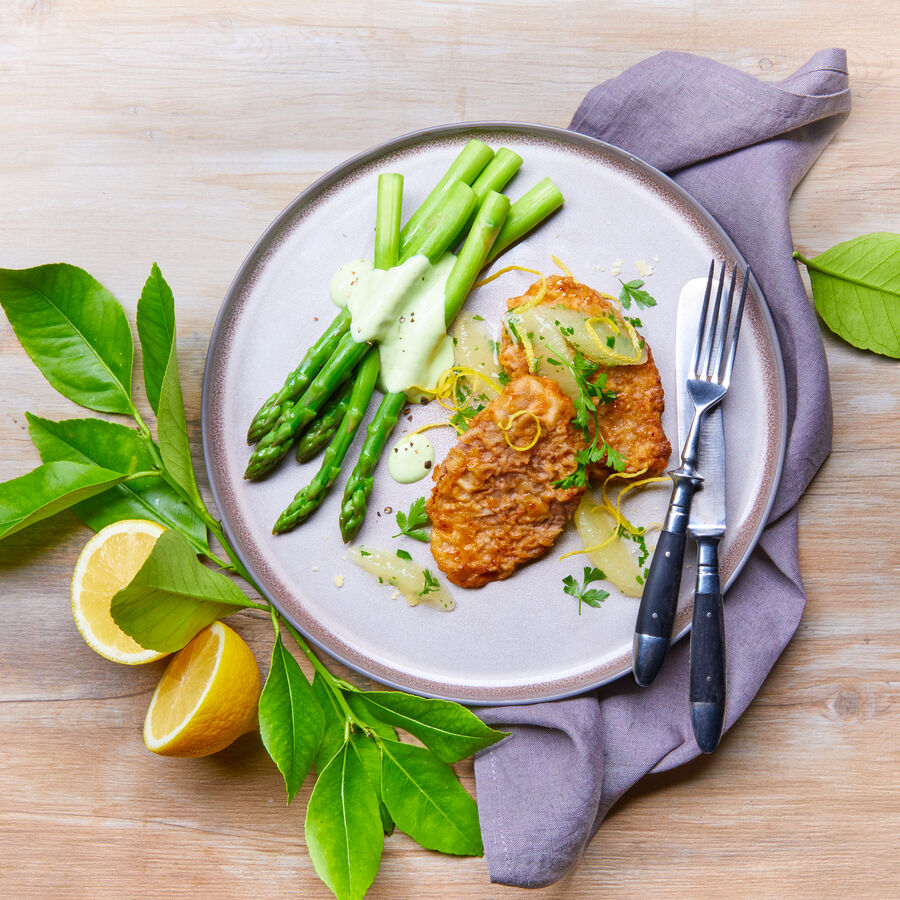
559;529;618;561
521;330;537;373
583;315;643;365
552;255;574;279
407;420;457;437
497;410;541;452
600;467;650;535
474;264;545;289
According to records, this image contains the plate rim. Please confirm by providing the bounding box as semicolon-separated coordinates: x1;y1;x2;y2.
201;120;787;705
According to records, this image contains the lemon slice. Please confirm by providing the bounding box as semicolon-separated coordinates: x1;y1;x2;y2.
71;519;168;664
143;621;260;758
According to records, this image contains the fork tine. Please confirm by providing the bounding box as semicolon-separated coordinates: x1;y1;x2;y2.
713;264;738;381
702;261;726;379
721;265;750;388
691;259;716;377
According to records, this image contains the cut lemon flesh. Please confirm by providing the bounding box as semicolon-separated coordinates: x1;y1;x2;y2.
71;519;168;664
144;621;260;758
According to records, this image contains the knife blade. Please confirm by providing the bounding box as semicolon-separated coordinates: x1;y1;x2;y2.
677;282;728;754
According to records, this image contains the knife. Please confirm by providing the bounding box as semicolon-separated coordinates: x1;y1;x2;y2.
674;277;730;753
686;404;727;753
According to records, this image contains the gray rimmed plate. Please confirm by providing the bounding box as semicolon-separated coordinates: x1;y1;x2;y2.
202;122;786;705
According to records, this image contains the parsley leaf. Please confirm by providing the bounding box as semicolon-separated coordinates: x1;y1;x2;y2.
497;369;511;386
618;278;658;310
394;497;431;542
419;568;441;596
545;344;625;489
448;383;487;434
396;548;412;561
563;567;610;614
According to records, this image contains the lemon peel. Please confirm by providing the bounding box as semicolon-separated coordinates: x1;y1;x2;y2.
143;621;260;758
552;255;574;278
474;263;545;289
71;519;168;665
497;410;542;451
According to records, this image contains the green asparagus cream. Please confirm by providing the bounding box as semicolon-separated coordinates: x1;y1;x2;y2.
388;433;435;484
337;253;456;395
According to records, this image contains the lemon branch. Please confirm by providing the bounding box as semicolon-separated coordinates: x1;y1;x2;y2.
280;616;375;736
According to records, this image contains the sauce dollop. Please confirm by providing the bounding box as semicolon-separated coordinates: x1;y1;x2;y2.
388;433;435;484
342;254;456;395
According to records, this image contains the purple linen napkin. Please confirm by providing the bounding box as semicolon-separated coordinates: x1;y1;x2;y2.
474;49;851;888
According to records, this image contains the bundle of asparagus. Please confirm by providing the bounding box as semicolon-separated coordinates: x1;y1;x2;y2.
244;139;564;539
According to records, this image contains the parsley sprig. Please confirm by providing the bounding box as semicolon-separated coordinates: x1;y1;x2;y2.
448;381;488;434
563;567;610;614
394;497;431;542
547;346;624;489
618;278;658;310
419;568;441;597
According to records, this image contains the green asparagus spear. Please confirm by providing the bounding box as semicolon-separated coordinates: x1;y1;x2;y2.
338;191;511;541
246;308;350;444
244;331;367;479
398;139;493;258
273;349;380;533
295;380;353;463
244;179;478;480
338;391;406;542
445;190;511;323
471;148;523;201
486;176;564;262
374;173;403;270
338;164;408;540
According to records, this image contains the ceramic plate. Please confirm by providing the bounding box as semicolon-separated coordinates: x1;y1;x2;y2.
202;123;786;704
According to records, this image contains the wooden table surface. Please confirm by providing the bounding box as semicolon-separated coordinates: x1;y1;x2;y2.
1;2;897;897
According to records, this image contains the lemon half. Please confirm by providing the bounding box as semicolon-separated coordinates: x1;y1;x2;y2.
71;519;168;664
143;621;260;758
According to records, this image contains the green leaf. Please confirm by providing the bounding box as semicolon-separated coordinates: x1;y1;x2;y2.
305;742;384;900
0;461;128;541
581;589;609;608
349;691;507;763
157;338;203;506
136;263;176;414
110;529;252;652
25;413;209;550
380;739;483;856
795;233;900;358
0;264;134;414
314;677;398;833
618;278;657;310
393;497;430;542
348;731;394;835
258;633;325;804
312;672;348;773
563;567;609;612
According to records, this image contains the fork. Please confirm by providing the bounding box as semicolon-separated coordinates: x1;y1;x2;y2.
632;260;749;687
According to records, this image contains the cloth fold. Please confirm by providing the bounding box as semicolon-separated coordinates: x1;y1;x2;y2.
474;49;851;888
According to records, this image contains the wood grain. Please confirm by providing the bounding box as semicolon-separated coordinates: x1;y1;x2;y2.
1;2;897;897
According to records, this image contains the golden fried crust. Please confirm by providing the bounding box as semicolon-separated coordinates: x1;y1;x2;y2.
427;375;586;588
498;275;671;477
